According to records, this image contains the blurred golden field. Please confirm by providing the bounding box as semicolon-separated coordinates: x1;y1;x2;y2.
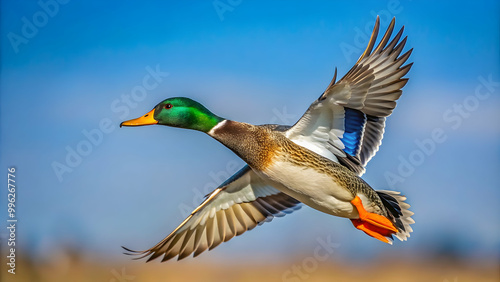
2;251;498;282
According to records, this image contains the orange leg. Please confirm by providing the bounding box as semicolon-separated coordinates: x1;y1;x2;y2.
351;196;398;232
350;196;398;243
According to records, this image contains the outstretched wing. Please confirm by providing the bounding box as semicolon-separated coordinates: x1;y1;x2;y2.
286;16;413;175
123;165;301;262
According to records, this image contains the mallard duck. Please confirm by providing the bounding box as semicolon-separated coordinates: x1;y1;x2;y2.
120;16;414;262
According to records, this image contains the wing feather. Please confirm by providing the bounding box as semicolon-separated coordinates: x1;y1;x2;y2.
123;166;301;261
286;16;412;175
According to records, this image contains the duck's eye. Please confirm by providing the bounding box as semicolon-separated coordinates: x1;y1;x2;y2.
164;103;173;109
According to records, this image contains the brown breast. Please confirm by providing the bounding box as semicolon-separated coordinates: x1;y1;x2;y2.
209;120;281;170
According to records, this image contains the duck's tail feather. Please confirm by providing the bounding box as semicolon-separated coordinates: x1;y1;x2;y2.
377;190;414;241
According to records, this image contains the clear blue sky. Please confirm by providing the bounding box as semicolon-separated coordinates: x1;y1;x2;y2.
1;0;499;264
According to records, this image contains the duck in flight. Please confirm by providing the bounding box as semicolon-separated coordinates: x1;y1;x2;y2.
120;16;414;262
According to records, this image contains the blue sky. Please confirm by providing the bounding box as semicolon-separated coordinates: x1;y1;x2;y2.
1;0;499;265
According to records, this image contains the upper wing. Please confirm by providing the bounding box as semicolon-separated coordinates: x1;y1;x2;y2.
286;16;412;175
123;165;301;262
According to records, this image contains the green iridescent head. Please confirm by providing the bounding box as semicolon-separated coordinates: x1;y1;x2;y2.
120;97;224;133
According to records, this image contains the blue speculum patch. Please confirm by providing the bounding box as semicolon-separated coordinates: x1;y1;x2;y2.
340;108;366;156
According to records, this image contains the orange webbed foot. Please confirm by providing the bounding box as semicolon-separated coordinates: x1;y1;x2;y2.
351;219;391;243
350;196;398;242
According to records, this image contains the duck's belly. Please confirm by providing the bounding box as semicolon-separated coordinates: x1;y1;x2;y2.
259;161;359;218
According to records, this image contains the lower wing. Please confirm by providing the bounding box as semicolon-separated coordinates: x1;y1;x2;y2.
124;165;301;262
